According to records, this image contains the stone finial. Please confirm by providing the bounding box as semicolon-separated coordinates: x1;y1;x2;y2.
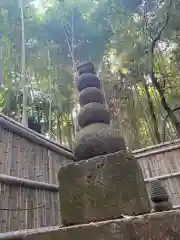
74;62;126;161
149;180;172;212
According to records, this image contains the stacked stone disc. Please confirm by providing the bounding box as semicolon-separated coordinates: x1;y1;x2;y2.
74;61;126;161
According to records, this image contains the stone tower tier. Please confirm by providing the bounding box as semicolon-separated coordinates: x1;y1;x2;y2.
76;73;101;92
78;102;110;128
73;123;126;161
79;87;105;106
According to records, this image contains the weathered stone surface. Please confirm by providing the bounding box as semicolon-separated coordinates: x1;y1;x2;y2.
58;151;150;225
73;123;126;161
19;210;180;240
77;61;95;75
79;87;105;106
78;102;110;128
76;73;101;92
149;180;169;202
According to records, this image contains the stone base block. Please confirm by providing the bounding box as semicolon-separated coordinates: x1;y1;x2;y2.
21;210;180;240
58;151;150;225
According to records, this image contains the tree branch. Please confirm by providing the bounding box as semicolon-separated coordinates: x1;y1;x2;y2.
152;12;170;48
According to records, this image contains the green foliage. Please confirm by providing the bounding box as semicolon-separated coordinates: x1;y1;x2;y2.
0;0;180;149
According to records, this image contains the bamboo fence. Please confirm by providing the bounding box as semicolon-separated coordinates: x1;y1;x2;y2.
134;140;180;209
1;114;180;233
0;115;74;233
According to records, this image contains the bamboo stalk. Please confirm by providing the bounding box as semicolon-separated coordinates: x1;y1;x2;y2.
134;143;180;159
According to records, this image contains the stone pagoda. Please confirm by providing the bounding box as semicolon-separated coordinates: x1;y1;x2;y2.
58;61;151;226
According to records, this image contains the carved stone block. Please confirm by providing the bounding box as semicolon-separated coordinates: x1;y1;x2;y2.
58;151;151;225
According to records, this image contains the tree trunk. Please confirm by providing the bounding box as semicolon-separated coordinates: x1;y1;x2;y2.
56;111;62;143
19;0;28;126
0;33;3;86
48;49;52;139
143;80;161;143
135;85;154;146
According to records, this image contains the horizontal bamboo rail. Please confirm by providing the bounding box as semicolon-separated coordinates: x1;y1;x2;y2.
0;174;59;191
133;140;180;159
134;143;180;159
133;138;180;154
144;172;180;183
